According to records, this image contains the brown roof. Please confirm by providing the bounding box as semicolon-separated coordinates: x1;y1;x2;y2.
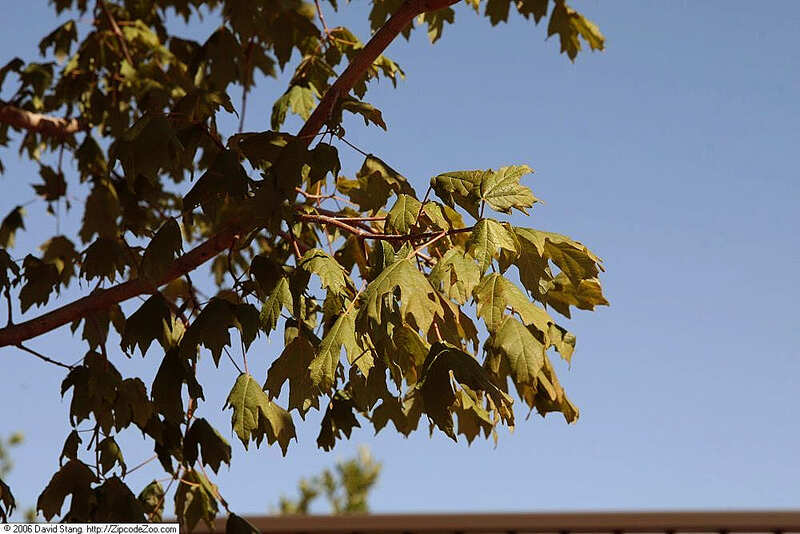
198;511;800;534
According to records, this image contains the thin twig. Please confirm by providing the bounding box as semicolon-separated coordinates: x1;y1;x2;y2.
223;346;243;374
297;212;473;242
410;230;447;258
4;288;12;326
16;343;74;370
337;135;370;157
99;0;134;66
125;454;158;477
314;0;332;37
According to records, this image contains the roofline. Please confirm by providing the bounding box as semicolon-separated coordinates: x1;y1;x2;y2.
199;510;800;533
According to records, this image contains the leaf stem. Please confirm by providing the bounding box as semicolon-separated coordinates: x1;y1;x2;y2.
15;343;74;370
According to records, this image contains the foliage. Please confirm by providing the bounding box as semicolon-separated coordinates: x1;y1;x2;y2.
277;446;381;515
0;0;607;529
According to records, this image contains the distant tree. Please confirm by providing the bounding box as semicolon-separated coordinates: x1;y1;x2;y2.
0;0;608;529
277;446;380;515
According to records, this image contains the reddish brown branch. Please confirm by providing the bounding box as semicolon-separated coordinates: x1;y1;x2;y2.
0;227;239;347
0;104;84;138
297;212;472;242
297;0;462;143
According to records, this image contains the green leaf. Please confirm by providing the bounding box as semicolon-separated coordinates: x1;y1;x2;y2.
420;7;455;43
61;351;122;434
184;418;232;474
98;436;127;476
264;335;321;416
542;272;609;318
81;237;129;282
429;249;480;305
138;480;165;522
19;254;59;312
418;342;513;439
430;169;485;219
473;273;554;335
485;316;545;387
466;219;519;274
310;310;361;391
515;227;603;285
79;180;120;242
299;249;352;297
338;155;414;212
360;257;442;334
93;476;145;522
0;205;24;249
261;277;293;334
547;1;605;61
140;219;182;282
479;165;538;214
120;293;173;356
224;373;296;454
317;391;360;451
114;378;153;431
174;469;218;532
37;459;97;521
271;84;317;129
0;248;20;290
152;348;203;424
548;322;576;363
385;194;422;234
59;430;82;465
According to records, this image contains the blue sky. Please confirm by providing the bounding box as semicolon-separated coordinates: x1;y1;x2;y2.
1;0;799;517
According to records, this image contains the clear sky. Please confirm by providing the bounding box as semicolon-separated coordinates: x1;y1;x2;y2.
1;0;799;518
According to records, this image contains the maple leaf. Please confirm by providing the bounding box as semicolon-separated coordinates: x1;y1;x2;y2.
473;273;554;336
98;437;127;476
485;316;546;387
385;194;422;234
430;169;486;219
0;205;25;248
37;459;97;521
59;430;82;465
138;480;165;522
542;272;609;318
183;418;232;474
19;254;59;312
479;164;538;214
429;249;480;305
299;248;353;297
317;391;361;451
466;219;519;274
92;476;145;522
140;219;182;281
264;335;321;416
515;227;603;285
225;373;296;454
547;0;605;61
120;293;173;356
261;277;293;334
174;469;218;532
418;342;513;440
271;84;318;129
310;310;361;391
359;257;442;334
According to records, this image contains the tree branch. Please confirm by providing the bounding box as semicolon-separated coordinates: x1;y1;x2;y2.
0;0;462;347
297;212;472;242
0;103;84;138
297;0;462;142
0;227;239;347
